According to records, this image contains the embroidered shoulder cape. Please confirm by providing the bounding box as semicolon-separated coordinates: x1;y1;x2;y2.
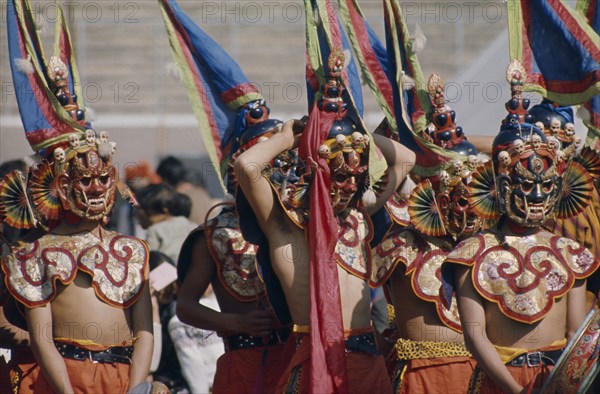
444;230;599;323
372;227;462;332
266;175;374;281
204;208;264;301
2;231;147;308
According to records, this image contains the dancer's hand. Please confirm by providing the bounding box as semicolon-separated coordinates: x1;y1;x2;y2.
235;309;275;337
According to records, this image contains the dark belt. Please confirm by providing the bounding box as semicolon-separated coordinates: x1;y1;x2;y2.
345;332;380;356
54;341;133;365
507;349;564;367
224;326;291;352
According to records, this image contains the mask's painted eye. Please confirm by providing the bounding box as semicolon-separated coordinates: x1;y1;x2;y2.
333;173;348;183
542;180;553;193
521;180;534;193
99;175;110;186
80;177;92;187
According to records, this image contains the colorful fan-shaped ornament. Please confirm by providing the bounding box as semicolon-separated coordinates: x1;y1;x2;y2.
29;160;61;221
408;179;446;237
556;161;594;219
575;147;600;183
468;160;499;221
0;170;37;229
0;198;6;223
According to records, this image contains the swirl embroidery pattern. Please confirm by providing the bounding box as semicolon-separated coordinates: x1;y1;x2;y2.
2;231;147;308
446;232;599;323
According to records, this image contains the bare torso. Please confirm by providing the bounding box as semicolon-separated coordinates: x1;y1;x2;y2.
210;275;276;333
389;267;464;343
268;217;371;329
51;272;133;345
210;279;265;315
483;297;567;349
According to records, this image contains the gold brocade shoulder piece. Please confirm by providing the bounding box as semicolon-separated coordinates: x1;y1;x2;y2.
385;192;410;227
205;209;264;301
334;208;373;280
446;231;600;323
372;228;461;332
2;231;147;308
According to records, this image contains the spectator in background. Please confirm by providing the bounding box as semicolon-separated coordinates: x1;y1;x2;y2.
136;183;198;263
113;161;162;237
136;182;223;392
147;251;189;393
156;156;218;224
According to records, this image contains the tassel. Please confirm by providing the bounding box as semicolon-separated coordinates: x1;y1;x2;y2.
165;62;183;82
477;153;491;164
14;57;34;74
398;175;417;197
313;9;322;26
361;187;377;209
97;142;113;159
577;105;591;123
84;106;97;122
343;49;352;69
33;13;48;35
401;72;416;90
23;154;40;169
411;24;427;53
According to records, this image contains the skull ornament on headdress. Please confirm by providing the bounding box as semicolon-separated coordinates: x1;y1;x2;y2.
274;51;375;215
1;2;128;229
494;134;561;227
439;159;487;239
408;153;489;240
407;73;487;240
320;117;369;213
492;61;563;228
529;99;577;149
311;51;371;213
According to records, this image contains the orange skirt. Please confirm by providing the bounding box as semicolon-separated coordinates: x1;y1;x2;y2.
393;356;476;394
212;342;294;394
468;363;554;394
277;329;393;394
15;340;130;394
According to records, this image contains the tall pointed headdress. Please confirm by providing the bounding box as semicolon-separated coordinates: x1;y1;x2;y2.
339;0;467;177
7;0;88;156
158;0;281;193
466;60;593;227
299;0;391;391
407;73;491;239
2;0;126;230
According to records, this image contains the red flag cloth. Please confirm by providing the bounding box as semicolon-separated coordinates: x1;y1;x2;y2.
298;104;347;393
